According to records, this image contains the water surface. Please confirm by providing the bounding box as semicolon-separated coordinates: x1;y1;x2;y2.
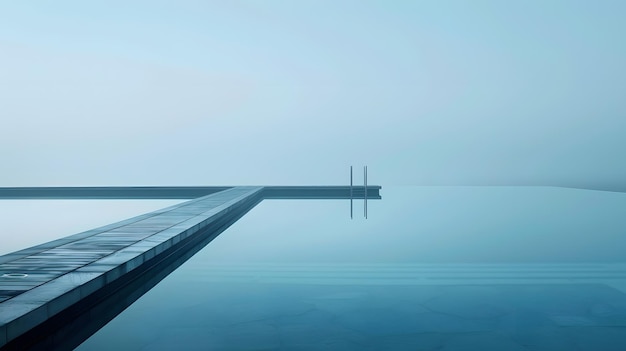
8;186;626;350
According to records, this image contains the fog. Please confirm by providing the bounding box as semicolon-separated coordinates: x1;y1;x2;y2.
1;2;626;260
1;1;625;188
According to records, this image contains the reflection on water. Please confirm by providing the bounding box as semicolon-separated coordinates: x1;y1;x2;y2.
0;200;182;256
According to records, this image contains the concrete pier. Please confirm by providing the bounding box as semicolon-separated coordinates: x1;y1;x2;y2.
0;185;381;349
0;186;381;199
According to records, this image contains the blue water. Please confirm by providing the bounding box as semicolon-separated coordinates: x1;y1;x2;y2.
75;186;626;350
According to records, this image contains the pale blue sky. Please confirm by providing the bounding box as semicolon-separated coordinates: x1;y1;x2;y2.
1;1;625;187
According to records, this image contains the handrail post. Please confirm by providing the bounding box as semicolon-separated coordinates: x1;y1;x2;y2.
364;166;367;219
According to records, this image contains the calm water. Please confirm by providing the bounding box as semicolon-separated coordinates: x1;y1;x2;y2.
7;186;626;350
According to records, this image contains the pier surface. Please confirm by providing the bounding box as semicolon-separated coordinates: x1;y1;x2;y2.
0;185;381;349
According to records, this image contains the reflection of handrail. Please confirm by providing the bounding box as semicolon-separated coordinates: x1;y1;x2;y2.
350;166;353;219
